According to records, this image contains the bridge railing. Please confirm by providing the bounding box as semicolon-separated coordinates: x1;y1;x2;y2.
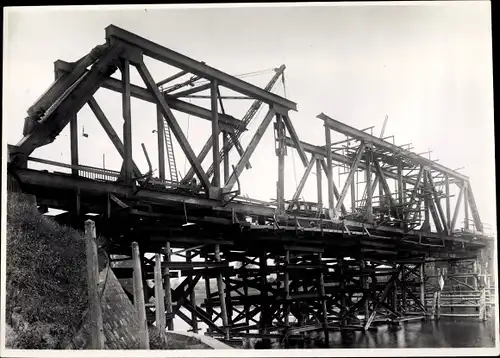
28;157;121;182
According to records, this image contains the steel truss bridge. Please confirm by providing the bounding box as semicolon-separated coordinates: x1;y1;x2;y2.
7;25;495;347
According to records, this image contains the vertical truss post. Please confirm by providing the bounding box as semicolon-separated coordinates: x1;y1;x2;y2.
464;184;470;231
136;61;210;190
379;176;385;210
405;166;423;220
215;244;229;340
450;183;464;232
154;253;166;340
224;108;276;192
223;132;230;184
121;59;133;186
288;155;315;211
186;250;199;333
422;167;430;232
275;113;286;215
156;106;166;181
164;242;174;331
211;80;221;188
70;114;79;176
334;143;365;218
445;174;451;229
397;159;404;222
132;242;149;349
351;172;356;214
324;125;335;218
316;158;323;214
87;98;142;178
465;183;484;232
365;146;373;223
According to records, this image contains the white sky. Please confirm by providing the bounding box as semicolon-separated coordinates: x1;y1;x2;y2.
3;2;495;233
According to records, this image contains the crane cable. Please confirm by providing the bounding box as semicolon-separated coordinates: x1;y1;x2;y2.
282;72;299;192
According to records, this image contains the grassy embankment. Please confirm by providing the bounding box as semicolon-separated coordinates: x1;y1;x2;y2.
5;192;213;350
6;193;89;348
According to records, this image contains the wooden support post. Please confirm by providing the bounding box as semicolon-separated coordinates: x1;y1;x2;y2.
318;253;329;347
163;242;174;331
215;244;230;339
324;125;335;217
283;250;291;348
223;132;230;184
211;80;221;188
85;220;105;349
260;249;270;345
473;260;478;290
75;188;81;217
436;290;441;320
224;268;233;327
276;114;286;215
392;266;398;314
154;253;166;340
186;250;199;333
132;242;150;349
401;264;407;313
360;260;370;321
204;276;213;332
70;114;79;176
420;263;426;313
479;287;487;321
242;258;250;333
339;256;346;324
156;106;166;181
121;59;133;187
430;291;438;320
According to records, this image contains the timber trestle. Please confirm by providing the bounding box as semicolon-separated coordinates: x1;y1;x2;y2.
7;25;495;347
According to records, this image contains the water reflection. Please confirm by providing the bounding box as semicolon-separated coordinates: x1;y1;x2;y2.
171;309;496;348
327;318;495;348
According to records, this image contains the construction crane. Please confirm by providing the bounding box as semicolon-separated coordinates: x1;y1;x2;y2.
204;65;287;180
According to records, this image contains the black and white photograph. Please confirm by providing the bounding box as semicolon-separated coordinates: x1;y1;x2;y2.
1;2;498;356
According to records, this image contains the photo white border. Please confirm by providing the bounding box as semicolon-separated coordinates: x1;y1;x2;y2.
1;2;498;357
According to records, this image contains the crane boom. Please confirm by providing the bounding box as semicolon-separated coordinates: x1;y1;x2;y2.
205;65;286;179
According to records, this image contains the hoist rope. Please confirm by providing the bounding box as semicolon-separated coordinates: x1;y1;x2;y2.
192;68;275;86
281;73;299;192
